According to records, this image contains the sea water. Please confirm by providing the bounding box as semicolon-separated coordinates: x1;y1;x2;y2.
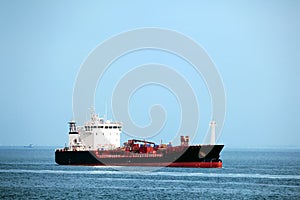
0;147;299;199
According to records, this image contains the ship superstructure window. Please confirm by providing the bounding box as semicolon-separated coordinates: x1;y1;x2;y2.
105;126;108;129
93;126;97;128
109;126;112;129
100;126;103;128
113;126;117;129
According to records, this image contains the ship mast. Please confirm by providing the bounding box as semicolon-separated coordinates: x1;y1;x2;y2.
209;120;216;145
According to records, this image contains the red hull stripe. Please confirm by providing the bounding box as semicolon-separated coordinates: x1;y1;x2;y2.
74;162;222;168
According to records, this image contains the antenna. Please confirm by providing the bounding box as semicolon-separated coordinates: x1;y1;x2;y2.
105;100;108;120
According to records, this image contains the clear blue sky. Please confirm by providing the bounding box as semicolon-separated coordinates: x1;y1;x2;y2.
0;0;299;147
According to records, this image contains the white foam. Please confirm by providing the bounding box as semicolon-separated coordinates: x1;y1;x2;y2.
1;169;299;180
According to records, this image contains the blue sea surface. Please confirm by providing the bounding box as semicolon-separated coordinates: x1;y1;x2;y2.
0;147;299;199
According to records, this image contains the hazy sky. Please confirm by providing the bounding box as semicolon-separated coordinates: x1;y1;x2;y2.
0;0;299;147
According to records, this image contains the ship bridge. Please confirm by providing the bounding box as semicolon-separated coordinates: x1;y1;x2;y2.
68;109;122;151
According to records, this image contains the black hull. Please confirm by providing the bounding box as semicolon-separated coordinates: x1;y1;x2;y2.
55;145;224;168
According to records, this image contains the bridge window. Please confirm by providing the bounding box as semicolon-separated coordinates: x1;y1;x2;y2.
109;126;112;129
113;126;117;129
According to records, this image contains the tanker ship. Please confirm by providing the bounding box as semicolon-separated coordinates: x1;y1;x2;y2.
55;110;224;168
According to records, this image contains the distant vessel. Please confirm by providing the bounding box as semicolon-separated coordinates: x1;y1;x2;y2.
55;109;224;168
24;144;34;148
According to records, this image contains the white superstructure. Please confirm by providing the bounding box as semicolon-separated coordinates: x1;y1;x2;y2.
68;109;122;151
